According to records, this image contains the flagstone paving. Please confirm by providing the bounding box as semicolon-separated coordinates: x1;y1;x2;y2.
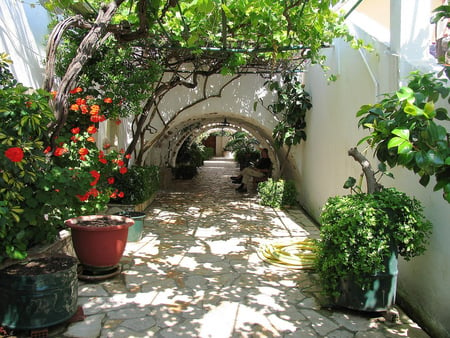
60;158;429;337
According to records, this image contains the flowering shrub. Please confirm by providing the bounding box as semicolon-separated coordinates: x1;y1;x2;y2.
50;88;128;214
0;56;128;262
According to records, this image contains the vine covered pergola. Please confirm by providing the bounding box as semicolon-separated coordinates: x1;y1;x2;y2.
43;0;359;163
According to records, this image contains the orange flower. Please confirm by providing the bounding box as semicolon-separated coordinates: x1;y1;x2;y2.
78;148;89;156
87;136;96;143
104;97;113;103
70;104;79;111
51;91;57;99
87;125;97;134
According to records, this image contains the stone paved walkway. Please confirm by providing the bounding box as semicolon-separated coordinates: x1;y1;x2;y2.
61;158;429;338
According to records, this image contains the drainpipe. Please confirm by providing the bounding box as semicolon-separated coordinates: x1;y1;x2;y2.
344;0;364;19
359;48;380;99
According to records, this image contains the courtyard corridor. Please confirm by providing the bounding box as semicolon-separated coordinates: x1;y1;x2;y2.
62;158;429;338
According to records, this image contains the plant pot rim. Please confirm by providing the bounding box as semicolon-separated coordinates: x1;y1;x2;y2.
65;214;134;231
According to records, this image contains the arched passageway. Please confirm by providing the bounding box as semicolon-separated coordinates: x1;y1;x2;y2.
60;158;427;337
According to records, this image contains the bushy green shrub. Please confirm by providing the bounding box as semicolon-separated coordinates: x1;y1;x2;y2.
315;188;432;298
113;165;159;204
258;179;298;208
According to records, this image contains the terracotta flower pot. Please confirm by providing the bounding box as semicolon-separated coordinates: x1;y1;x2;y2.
65;215;134;269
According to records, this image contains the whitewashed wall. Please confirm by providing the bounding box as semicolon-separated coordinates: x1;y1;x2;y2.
293;21;450;338
0;0;49;88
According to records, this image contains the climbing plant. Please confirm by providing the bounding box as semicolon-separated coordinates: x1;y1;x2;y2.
42;0;361;162
266;75;312;149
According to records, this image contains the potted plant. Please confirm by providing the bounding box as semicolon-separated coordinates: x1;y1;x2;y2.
0;55;80;330
314;148;433;312
225;131;260;169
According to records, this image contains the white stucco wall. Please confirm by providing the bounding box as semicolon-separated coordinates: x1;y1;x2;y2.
0;0;49;88
294;19;450;338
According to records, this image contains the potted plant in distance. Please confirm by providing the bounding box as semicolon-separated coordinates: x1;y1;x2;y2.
225;131;260;169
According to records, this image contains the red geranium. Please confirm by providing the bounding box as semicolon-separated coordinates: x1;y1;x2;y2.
71;127;80;134
5;147;24;162
54;147;68;156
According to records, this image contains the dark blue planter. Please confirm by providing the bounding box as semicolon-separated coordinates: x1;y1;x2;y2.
335;249;398;312
0;254;78;330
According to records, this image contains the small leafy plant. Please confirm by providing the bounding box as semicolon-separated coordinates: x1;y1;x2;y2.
258;178;298;208
113;165;159;205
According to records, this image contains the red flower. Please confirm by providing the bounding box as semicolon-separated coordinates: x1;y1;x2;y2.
99;115;107;122
119;167;128;174
107;177;115;185
78;148;89;156
118;191;124;198
69;87;83;94
87;125;97;134
103;143;111;150
115;120;121;125
25;101;32;108
90;170;100;186
54;147;68;156
90;115;101;123
70;136;79;142
125;154;131;159
71;127;80;134
99;158;107;164
5;147;24;162
76;193;89;202
80;105;89;114
103;97;113;103
75;98;86;105
44;146;51;154
117;160;125;167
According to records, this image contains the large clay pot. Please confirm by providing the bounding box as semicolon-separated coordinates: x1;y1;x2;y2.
0;254;78;330
65;215;134;269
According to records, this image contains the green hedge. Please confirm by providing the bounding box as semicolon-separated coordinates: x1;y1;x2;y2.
257;178;298;208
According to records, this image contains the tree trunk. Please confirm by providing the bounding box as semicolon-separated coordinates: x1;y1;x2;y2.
46;1;124;147
348;147;383;194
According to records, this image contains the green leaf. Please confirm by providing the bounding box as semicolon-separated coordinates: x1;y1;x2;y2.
343;176;356;189
391;128;410;139
397;86;414;102
404;103;423;116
